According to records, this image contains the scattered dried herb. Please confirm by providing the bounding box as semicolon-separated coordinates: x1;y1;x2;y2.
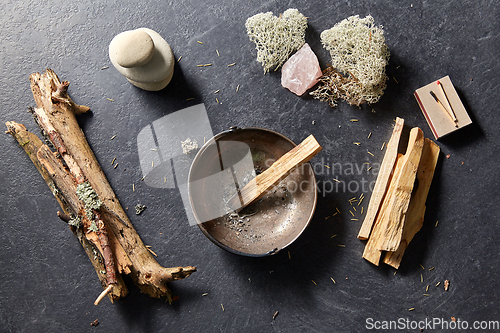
273;311;279;320
444;279;450;291
135;204;146;215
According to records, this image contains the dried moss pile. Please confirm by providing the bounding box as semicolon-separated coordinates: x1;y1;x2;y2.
311;15;390;107
246;9;308;73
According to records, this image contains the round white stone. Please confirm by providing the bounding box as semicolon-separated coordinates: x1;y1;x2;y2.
126;69;174;91
109;28;175;91
110;30;155;68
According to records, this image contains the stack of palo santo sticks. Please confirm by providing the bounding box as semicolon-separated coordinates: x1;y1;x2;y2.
358;118;440;269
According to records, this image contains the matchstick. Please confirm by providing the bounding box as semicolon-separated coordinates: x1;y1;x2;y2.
430;91;458;128
437;81;458;123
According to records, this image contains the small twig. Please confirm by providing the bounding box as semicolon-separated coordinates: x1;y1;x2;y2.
51;81;90;115
95;211;117;286
52;81;70;99
93;210;118;305
273;311;279;320
57;211;71;223
94;284;113;305
146;245;158;257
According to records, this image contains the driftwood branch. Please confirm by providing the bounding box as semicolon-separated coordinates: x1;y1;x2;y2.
6;69;196;303
5;121;128;301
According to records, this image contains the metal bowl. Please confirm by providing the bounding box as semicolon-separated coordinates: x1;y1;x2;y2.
188;127;317;256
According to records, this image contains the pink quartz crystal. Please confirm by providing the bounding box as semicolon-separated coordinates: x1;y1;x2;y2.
281;43;322;96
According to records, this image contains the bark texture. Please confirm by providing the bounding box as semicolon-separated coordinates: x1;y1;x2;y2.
6;69;196;303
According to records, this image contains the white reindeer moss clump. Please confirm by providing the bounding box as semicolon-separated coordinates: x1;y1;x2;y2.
312;15;390;106
246;9;308;73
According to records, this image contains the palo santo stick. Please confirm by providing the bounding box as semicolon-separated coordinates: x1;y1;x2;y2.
227;135;322;211
384;139;440;268
363;154;404;265
378;127;424;252
358;117;404;240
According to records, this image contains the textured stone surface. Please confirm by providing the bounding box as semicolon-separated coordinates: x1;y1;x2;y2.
0;1;499;332
281;43;322;96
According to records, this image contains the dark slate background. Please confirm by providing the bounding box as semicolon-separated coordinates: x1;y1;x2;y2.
1;0;499;332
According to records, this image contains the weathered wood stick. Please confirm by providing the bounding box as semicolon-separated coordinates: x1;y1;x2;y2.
5;121;128;301
36;142;133;289
362;153;404;265
227;134;322;212
378;127;424;252
358;118;404;240
94;211;118;295
7;69;196;303
383;138;440;268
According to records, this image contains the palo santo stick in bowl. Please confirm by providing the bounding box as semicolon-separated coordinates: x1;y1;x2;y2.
227;134;322;212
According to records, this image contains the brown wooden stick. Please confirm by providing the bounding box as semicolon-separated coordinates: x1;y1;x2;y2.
383;138;440;268
37;141;127;302
378;127;424;252
227;134;322;211
30;70;196;301
358;118;404;240
7;69;196;303
5;121;128;301
362;153;404;265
